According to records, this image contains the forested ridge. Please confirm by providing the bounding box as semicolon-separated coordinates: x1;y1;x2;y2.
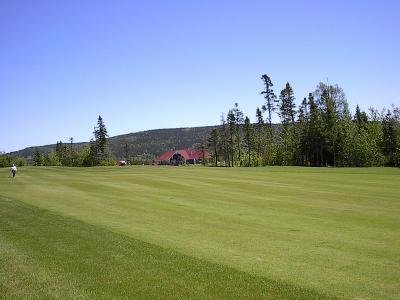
3;125;218;166
2;74;399;168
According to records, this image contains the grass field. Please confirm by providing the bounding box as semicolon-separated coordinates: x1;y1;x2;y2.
0;166;399;299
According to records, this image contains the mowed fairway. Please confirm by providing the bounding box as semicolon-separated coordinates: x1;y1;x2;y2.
0;167;399;299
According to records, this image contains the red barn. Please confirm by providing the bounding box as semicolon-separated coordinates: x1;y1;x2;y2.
155;149;210;165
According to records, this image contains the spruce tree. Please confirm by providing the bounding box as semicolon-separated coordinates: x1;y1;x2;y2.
382;109;399;166
260;74;277;133
336;102;355;166
296;97;309;165
323;89;338;166
227;110;236;167
279;82;296;126
354;105;368;131
208;129;219;167
255;107;265;161
232;103;244;165
69;137;74;166
55;141;65;164
256;107;264;125
33;148;43;166
243;116;254;166
276;83;297;165
93;115;109;164
219;113;230;166
308;93;324;166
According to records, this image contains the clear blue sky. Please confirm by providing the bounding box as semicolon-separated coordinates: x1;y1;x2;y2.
1;0;399;153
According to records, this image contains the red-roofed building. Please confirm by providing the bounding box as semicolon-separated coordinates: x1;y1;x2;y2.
155;148;211;165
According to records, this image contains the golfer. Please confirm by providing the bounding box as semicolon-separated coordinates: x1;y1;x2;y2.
11;164;17;178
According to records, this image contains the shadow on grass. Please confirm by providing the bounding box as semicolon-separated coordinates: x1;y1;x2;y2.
0;197;336;299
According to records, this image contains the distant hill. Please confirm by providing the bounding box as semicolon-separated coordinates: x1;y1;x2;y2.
8;126;219;161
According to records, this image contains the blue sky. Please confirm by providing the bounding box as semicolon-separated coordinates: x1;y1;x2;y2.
1;0;399;152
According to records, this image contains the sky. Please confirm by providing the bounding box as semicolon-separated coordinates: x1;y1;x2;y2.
1;0;399;153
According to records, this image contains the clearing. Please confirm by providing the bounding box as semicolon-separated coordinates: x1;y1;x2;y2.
0;166;399;299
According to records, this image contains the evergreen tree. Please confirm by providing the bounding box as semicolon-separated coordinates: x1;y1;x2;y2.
43;153;51;166
219;113;230;166
279;82;296;126
227;109;236;167
255;107;265;162
69;137;74;166
308;93;324;166
296;97;309;165
260;74;277;132
232;103;244;165
55;141;66;164
33;147;43;166
336;103;356;166
322;89;338;166
382;108;400;166
208;129;219;166
276;83;297;165
93;115;109;163
256;107;264;125
354;105;368;131
243;116;254;166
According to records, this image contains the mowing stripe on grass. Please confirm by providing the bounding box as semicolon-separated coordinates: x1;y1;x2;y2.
1;166;399;299
0;197;334;299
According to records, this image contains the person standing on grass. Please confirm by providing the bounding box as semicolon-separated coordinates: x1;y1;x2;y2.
11;164;17;178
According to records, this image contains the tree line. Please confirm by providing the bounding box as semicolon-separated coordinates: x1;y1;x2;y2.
7;115;114;167
0;153;27;168
2;76;399;169
208;74;400;167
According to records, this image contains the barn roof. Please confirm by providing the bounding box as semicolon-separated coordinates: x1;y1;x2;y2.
156;150;175;162
156;148;211;162
179;149;208;160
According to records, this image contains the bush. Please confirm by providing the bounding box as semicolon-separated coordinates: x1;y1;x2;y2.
11;157;27;167
99;159;116;166
0;155;27;168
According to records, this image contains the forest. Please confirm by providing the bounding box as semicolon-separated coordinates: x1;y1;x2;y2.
208;75;400;167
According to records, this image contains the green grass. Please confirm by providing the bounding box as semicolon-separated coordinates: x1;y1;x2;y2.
0;166;399;299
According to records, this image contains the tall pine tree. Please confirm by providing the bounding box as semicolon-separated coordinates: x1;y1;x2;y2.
243;116;254;167
33;148;43;166
260;74;277;133
233;103;244;165
93;115;109;163
227;110;236;167
208;129;219;167
279;82;296;126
